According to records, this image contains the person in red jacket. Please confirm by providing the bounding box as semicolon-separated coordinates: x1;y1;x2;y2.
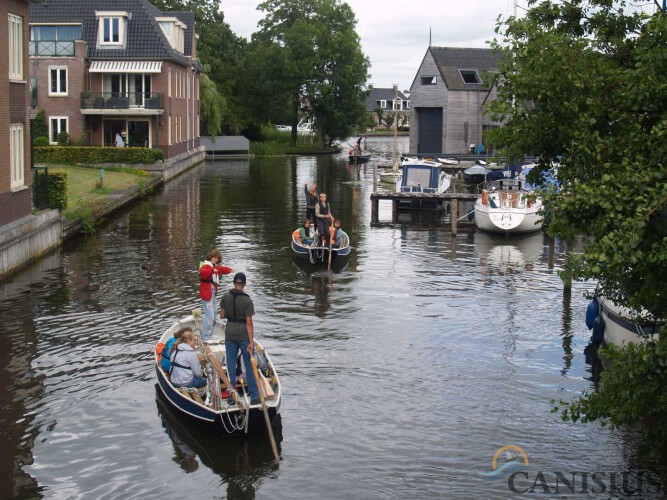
199;248;232;340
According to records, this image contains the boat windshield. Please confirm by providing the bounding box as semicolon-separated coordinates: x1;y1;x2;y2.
403;168;432;188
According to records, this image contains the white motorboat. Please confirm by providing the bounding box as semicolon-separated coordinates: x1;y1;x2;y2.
474;170;543;234
397;158;451;209
438;158;459;165
586;295;662;348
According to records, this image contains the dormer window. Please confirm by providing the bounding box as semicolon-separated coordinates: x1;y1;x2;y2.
460;70;482;84
379;100;386;109
96;11;128;47
156;17;186;53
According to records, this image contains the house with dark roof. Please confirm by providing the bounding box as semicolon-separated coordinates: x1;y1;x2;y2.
408;47;501;155
29;0;201;158
364;85;410;129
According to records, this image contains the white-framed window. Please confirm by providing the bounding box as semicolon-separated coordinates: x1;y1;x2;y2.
393;99;401;111
49;66;68;96
168;68;172;97
421;76;437;85
9;14;24;80
168;115;172;145
405;101;410;109
49;116;69;144
157;17;186;53
96;11;128;46
379;100;386;109
10;124;25;189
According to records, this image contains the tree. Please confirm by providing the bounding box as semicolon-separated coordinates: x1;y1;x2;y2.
374;107;384;128
199;74;226;137
488;0;667;458
256;0;369;146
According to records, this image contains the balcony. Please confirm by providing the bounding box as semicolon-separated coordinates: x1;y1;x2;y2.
80;92;164;115
29;41;75;57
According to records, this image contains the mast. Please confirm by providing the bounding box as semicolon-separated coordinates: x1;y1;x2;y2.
393;84;399;171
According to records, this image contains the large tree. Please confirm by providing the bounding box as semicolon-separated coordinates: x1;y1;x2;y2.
256;0;369;146
488;0;667;457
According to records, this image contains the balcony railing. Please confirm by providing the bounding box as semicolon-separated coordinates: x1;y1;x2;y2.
80;92;164;110
29;40;75;57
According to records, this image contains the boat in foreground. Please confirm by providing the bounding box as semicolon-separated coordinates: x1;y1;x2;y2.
474;170;543;234
398;158;451;209
291;229;351;264
586;295;662;348
155;315;282;435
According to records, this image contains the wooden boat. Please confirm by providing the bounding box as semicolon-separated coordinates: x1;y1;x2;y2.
586;294;662;348
291;229;351;263
474;169;543;234
348;151;371;163
398;158;451;209
155;314;282;435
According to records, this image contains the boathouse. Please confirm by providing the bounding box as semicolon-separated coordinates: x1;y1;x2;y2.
408;47;502;156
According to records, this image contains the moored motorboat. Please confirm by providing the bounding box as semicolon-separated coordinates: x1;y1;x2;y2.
155;314;282;435
586;294;662;348
398;158;451;209
438;157;459;165
474;169;543;234
291;229;351;264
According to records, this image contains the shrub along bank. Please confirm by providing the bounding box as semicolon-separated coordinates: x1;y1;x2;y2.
34;146;164;165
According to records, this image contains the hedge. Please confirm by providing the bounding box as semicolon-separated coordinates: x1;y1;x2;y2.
33;171;67;210
34;146;164;165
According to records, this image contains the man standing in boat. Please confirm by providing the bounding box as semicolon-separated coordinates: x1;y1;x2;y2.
219;273;260;405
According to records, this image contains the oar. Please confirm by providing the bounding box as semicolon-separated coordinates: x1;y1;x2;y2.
205;346;244;408
327;221;333;270
250;352;280;463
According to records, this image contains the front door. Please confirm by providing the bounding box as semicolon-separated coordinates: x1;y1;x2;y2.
417;107;443;155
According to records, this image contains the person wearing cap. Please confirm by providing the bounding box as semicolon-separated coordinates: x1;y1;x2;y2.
219;272;260;405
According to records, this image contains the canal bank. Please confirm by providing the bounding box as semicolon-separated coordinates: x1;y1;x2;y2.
0;147;206;281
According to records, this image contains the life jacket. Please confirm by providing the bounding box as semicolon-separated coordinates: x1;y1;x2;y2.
160;337;177;371
329;226;337;244
156;342;165;363
318;201;329;216
169;345;193;375
199;259;219;286
293;229;301;242
225;289;249;323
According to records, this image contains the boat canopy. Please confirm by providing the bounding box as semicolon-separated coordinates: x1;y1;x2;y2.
401;163;440;192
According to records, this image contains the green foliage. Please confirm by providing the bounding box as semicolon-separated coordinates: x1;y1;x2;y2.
374;107;384;127
490;0;667;457
31;110;48;139
65;206;96;233
255;0;370;147
250;140;285;156
199;73;226;137
46;171;68;210
57;131;70;146
554;332;667;460
34;146;164;164
33;136;49;147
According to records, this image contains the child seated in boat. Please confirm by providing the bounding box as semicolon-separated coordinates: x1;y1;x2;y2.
293;219;314;245
170;331;207;389
161;326;192;372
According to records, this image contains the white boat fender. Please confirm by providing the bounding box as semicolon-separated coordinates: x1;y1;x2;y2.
585;298;600;330
592;315;605;346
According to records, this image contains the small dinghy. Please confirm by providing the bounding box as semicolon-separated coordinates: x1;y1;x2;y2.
155;314;282;435
291;229;351;264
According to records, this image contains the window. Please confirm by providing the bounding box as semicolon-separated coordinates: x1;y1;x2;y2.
49;116;68;144
9;14;23;80
49;67;68;95
168;115;172;145
379;100;386;109
421;76;437;85
31;25;82;41
168;68;172;97
393;100;401;111
156;17;186;53
460;70;482;84
405;101;410;109
96;12;128;46
10;124;25;189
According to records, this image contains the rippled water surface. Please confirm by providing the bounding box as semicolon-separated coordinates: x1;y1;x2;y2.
1;137;665;499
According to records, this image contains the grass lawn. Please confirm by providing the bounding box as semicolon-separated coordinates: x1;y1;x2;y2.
47;164;149;218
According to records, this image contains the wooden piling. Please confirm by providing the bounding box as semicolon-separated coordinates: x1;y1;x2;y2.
548;235;555;269
451;198;458;235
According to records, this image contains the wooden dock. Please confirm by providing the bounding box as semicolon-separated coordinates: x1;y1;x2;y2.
370;192;478;234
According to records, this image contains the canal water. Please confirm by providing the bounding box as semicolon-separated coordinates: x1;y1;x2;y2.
1;137;664;498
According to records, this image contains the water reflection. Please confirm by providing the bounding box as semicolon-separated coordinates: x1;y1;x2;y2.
474;231;545;275
156;387;281;494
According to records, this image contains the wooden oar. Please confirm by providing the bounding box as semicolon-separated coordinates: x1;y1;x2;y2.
205;347;244;408
327;220;333;270
250;353;280;463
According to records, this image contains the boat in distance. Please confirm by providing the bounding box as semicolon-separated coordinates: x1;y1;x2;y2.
155;314;282;435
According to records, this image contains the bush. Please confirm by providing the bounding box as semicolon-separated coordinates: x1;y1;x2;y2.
33;136;49;147
31;111;48;139
57;131;70;146
34;146;164;164
49;171;68;210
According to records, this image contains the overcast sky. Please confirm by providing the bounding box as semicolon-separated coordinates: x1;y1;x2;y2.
220;0;519;92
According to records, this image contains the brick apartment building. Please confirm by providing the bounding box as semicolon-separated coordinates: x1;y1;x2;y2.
29;0;202;158
1;0;33;228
